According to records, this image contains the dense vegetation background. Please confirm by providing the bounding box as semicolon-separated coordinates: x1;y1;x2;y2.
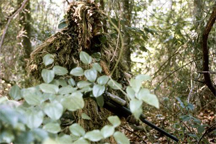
0;0;216;143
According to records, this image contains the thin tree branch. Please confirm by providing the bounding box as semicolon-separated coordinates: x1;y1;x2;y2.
198;123;216;143
202;3;216;96
0;0;29;52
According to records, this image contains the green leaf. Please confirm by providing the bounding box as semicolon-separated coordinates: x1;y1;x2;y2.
135;74;151;81
56;135;72;144
80;51;92;64
79;86;92;93
41;69;55;83
58;21;67;29
44;101;63;120
97;75;109;85
91;52;101;61
62;92;84;111
130;78;142;93
43;54;54;66
43;122;61;134
108;79;122;90
0;130;15;143
59;85;77;95
9;84;22;100
73;138;89;144
26;110;44;129
53;66;68;75
92;63;102;73
70;67;84;76
113;131;130;144
84;130;103;142
130;99;142;113
101;125;115;138
81;113;91;120
108;116;121;128
93;84;105;97
39;83;59;94
0;96;8;104
84;68;97;82
137;89;159;108
77;81;92;88
51;79;67;87
96;96;104;108
69;123;85;137
126;86;135;99
31;128;48;141
43;138;58;144
22;87;43;105
68;78;76;86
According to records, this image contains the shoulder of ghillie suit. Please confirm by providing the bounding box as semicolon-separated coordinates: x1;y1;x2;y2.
26;1;111;80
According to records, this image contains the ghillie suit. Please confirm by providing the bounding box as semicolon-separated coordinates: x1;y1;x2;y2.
27;1;130;140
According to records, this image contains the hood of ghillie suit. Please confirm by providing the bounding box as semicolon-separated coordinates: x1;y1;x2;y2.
27;1;111;79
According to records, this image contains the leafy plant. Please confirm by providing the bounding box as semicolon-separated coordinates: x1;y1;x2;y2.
0;51;159;143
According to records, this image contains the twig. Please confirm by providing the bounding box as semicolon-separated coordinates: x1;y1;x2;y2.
0;0;29;52
198;123;216;143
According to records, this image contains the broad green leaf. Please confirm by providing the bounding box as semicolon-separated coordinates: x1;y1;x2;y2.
62;92;84;111
69;123;85;137
92;63;102;73
9;84;22;100
80;51;92;64
26;110;44;129
0;130;15;143
101;125;115;138
113;132;130;144
31;128;48;141
0;107;20;127
96;96;104;107
39;84;59;94
78;86;92;93
84;130;103;142
81;113;91;120
58;20;67;29
132;107;143;119
130;99;142;113
14;131;34;144
137;88;150;100
126;86;135;99
0;96;8;104
51;79;67;87
43;54;54;66
108;79;122;90
43;122;61;134
77;81;92;88
130;78;142;93
97;75;109;85
135;74;151;81
68;78;76;86
41;69;55;83
56;135;72;144
73;138;89;144
43;138;57;144
91;52;101;61
59;85;77;95
93;84;105;97
70;67;84;76
44;101;63;120
139;93;159;109
84;68;97;82
53;66;68;75
22;87;43;105
108;116;121;127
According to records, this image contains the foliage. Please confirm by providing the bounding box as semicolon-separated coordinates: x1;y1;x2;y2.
0;51;159;143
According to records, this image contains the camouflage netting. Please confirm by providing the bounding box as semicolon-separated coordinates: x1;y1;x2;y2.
27;1;129;134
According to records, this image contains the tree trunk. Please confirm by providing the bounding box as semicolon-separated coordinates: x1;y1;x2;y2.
18;0;31;59
121;0;132;71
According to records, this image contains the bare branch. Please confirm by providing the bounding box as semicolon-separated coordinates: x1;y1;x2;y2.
0;0;29;52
